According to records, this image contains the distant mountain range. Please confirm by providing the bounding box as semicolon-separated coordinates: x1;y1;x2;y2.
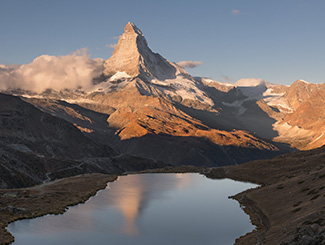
1;22;325;187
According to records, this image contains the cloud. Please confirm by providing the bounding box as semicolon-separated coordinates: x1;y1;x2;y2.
232;9;240;15
235;78;267;87
106;43;117;49
176;61;203;69
0;48;105;93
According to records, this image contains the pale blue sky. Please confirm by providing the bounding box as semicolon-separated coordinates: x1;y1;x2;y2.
1;0;325;85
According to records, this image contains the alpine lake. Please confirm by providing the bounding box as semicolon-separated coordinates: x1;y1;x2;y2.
8;173;257;245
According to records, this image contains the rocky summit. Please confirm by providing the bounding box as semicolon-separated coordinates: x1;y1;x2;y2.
1;21;325;245
104;22;186;81
1;22;325;187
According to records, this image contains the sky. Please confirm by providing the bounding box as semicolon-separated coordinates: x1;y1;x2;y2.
1;0;325;85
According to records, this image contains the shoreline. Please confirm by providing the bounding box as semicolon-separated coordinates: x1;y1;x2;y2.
1;154;324;245
207;147;325;244
127;166;269;243
0;173;117;245
0;168;261;245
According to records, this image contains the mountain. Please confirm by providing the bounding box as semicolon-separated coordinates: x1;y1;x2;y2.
0;93;165;188
2;22;325;171
193;78;325;150
207;145;325;244
25;23;281;166
104;22;186;81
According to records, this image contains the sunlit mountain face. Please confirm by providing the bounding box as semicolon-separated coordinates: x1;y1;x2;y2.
1;22;325;189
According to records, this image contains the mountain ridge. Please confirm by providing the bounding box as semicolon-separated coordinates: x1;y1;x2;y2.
104;22;188;81
1;22;325;170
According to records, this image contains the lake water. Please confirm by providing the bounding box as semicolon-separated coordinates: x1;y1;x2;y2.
8;173;257;245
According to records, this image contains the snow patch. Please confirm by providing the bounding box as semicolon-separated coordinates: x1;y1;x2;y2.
201;78;234;87
297;79;309;84
88;71;131;93
309;131;325;144
262;88;292;112
273;122;313;140
149;76;214;106
221;78;293;114
109;71;130;81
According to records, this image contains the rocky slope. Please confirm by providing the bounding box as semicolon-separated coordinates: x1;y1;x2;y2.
197;78;325;150
104;22;186;81
207;144;325;245
0;93;165;188
2;22;325;171
17;23;282;166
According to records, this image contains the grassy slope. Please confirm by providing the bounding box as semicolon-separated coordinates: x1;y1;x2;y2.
1;146;324;244
207;146;325;244
0;174;117;245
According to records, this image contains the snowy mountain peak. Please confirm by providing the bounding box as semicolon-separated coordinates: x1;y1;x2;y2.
101;23;213;106
296;79;309;84
104;22;187;81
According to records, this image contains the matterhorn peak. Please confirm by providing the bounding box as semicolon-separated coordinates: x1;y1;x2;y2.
104;22;187;81
124;22;143;35
120;22;148;47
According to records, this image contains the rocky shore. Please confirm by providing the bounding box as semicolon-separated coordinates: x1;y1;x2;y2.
0;174;117;244
206;146;325;244
1;146;324;245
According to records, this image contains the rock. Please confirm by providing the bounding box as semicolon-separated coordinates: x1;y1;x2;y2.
310;224;320;233
301;235;313;245
5;205;30;214
104;22;184;81
6;205;15;213
321;238;325;245
3;192;19;198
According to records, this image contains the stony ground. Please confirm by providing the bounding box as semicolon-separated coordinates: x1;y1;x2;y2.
207;146;325;244
1;146;324;244
0;173;117;245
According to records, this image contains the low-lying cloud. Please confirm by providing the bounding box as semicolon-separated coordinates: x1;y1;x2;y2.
0;48;104;93
176;61;203;69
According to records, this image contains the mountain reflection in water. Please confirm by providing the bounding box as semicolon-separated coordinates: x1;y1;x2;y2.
8;174;256;245
100;173;192;235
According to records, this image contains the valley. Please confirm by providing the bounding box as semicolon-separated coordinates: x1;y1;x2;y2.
1;144;324;244
0;21;324;244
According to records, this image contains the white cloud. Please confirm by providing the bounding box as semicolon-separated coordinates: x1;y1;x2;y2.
106;43;117;49
232;9;240;15
0;48;104;93
176;61;203;69
235;78;267;87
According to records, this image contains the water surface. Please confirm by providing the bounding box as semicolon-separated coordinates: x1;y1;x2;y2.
8;173;257;245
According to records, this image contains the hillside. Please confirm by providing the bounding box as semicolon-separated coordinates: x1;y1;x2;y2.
207;145;325;244
0;93;165;188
